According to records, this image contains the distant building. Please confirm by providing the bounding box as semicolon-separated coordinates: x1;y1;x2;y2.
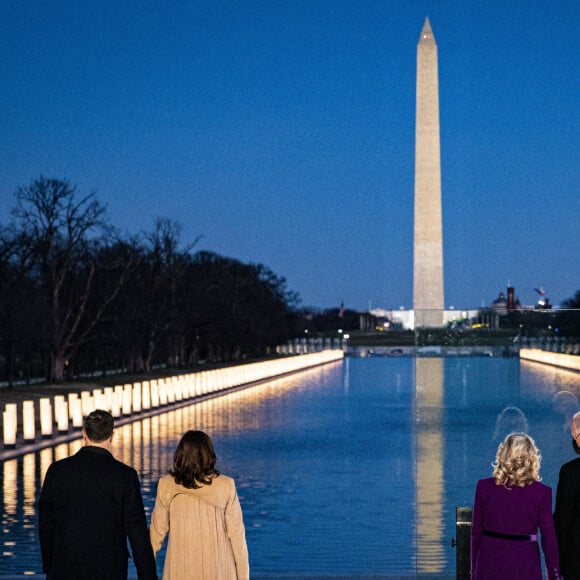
364;308;481;331
492;292;508;315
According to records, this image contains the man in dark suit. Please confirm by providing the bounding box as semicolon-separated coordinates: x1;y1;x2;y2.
38;409;157;580
554;411;580;579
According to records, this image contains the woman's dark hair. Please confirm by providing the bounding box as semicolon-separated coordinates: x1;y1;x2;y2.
170;430;220;488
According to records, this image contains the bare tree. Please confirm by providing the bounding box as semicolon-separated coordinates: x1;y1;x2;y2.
130;218;201;372
11;176;134;381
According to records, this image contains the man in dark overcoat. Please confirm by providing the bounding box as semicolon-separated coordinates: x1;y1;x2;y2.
38;409;157;580
554;411;580;579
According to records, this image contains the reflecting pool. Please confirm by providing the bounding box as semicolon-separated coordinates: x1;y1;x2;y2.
1;357;579;577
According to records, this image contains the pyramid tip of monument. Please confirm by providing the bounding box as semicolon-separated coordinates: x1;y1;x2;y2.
419;17;436;44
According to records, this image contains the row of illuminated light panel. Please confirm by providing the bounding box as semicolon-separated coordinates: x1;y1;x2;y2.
519;348;580;371
2;350;344;448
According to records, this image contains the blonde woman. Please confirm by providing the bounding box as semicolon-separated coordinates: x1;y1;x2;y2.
150;431;249;580
471;432;561;580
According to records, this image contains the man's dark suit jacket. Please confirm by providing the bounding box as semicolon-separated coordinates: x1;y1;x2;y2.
554;456;580;579
38;445;157;580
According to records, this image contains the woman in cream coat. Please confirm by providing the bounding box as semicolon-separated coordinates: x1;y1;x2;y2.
150;430;249;580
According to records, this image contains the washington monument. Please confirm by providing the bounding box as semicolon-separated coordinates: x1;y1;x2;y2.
413;18;444;327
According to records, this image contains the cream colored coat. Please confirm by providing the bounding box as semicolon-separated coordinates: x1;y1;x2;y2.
150;474;249;580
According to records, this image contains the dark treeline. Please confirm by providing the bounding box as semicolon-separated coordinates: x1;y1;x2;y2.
0;177;301;383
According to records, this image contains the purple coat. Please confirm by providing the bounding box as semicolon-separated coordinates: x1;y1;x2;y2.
471;478;561;580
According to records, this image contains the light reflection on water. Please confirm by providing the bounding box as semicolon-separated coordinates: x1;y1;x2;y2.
415;358;445;574
1;358;579;577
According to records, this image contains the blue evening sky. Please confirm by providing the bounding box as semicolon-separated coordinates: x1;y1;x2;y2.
1;1;578;311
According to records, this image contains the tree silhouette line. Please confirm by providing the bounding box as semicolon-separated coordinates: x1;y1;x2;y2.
0;177;300;383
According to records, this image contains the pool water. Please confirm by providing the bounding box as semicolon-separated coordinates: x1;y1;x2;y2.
1;356;578;577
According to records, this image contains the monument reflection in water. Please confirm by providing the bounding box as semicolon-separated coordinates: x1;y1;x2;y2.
1;357;579;577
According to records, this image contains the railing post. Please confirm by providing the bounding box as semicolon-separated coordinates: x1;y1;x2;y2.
452;506;472;579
